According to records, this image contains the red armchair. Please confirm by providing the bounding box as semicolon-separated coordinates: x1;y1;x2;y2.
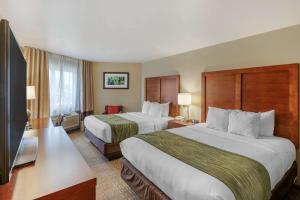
103;105;123;114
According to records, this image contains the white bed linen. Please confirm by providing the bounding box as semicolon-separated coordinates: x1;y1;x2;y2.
84;112;172;143
120;123;296;200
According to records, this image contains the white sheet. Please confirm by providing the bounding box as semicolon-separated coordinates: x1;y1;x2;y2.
120;123;296;200
84;112;172;143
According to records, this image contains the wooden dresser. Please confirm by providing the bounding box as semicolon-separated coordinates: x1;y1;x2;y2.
0;118;96;200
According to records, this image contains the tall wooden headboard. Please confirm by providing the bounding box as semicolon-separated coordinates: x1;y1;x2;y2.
201;64;299;148
145;75;180;117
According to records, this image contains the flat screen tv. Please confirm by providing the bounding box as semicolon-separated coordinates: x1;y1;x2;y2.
0;19;27;184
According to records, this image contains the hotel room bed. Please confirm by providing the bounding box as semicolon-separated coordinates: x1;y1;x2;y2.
85;75;180;159
120;124;296;200
84;112;172;143
120;64;299;200
84;112;173;160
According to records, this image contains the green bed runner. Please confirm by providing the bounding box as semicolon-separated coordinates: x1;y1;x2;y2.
134;131;271;200
95;115;138;143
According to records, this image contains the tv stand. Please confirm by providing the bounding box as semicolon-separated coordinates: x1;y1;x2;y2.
14;130;38;168
0;124;96;200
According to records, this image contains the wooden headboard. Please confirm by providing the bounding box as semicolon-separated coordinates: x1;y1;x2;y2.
145;75;180;117
201;64;299;148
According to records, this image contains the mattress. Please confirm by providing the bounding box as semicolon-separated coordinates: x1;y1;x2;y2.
120;123;296;200
84;112;172;143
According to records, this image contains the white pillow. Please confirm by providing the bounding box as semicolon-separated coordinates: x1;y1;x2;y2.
259;110;275;137
206;107;231;132
160;102;170;117
148;103;162;117
228;110;261;138
142;101;151;114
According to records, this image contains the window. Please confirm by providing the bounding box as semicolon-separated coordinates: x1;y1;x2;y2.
49;53;80;116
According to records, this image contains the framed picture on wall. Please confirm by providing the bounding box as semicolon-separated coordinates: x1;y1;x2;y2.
103;72;129;89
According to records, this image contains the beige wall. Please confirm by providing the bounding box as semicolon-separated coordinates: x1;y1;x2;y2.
142;24;300;120
93;62;142;114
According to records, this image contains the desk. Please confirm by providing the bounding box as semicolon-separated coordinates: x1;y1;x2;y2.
0;127;96;200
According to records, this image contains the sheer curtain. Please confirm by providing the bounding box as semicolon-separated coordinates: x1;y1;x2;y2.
49;53;80;116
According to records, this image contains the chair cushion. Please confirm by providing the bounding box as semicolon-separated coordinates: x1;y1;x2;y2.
107;105;122;114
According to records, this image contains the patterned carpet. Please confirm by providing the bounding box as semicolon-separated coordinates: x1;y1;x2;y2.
69;131;138;200
69;130;300;200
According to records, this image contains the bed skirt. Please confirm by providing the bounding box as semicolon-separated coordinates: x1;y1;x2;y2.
121;158;170;200
121;158;297;200
85;128;122;160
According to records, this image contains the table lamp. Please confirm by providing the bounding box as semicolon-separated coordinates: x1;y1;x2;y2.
178;93;191;120
26;86;36;122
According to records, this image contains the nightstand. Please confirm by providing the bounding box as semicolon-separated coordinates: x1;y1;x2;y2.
168;120;198;129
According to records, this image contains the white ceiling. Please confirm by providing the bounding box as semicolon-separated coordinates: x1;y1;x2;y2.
1;0;300;63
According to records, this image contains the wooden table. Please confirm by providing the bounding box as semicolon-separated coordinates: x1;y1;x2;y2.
0;126;96;200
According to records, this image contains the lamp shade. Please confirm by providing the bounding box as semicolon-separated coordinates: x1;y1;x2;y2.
27;86;36;100
178;93;191;106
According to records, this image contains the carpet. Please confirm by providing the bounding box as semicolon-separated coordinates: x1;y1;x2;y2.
69;131;138;200
69;130;300;200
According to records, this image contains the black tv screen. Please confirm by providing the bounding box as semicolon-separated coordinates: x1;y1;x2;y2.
0;19;27;184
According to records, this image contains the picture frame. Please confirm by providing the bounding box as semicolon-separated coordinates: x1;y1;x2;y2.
103;72;129;89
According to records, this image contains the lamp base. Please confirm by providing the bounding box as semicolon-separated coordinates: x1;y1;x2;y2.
27;109;31;121
26;109;32;130
184;105;190;121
